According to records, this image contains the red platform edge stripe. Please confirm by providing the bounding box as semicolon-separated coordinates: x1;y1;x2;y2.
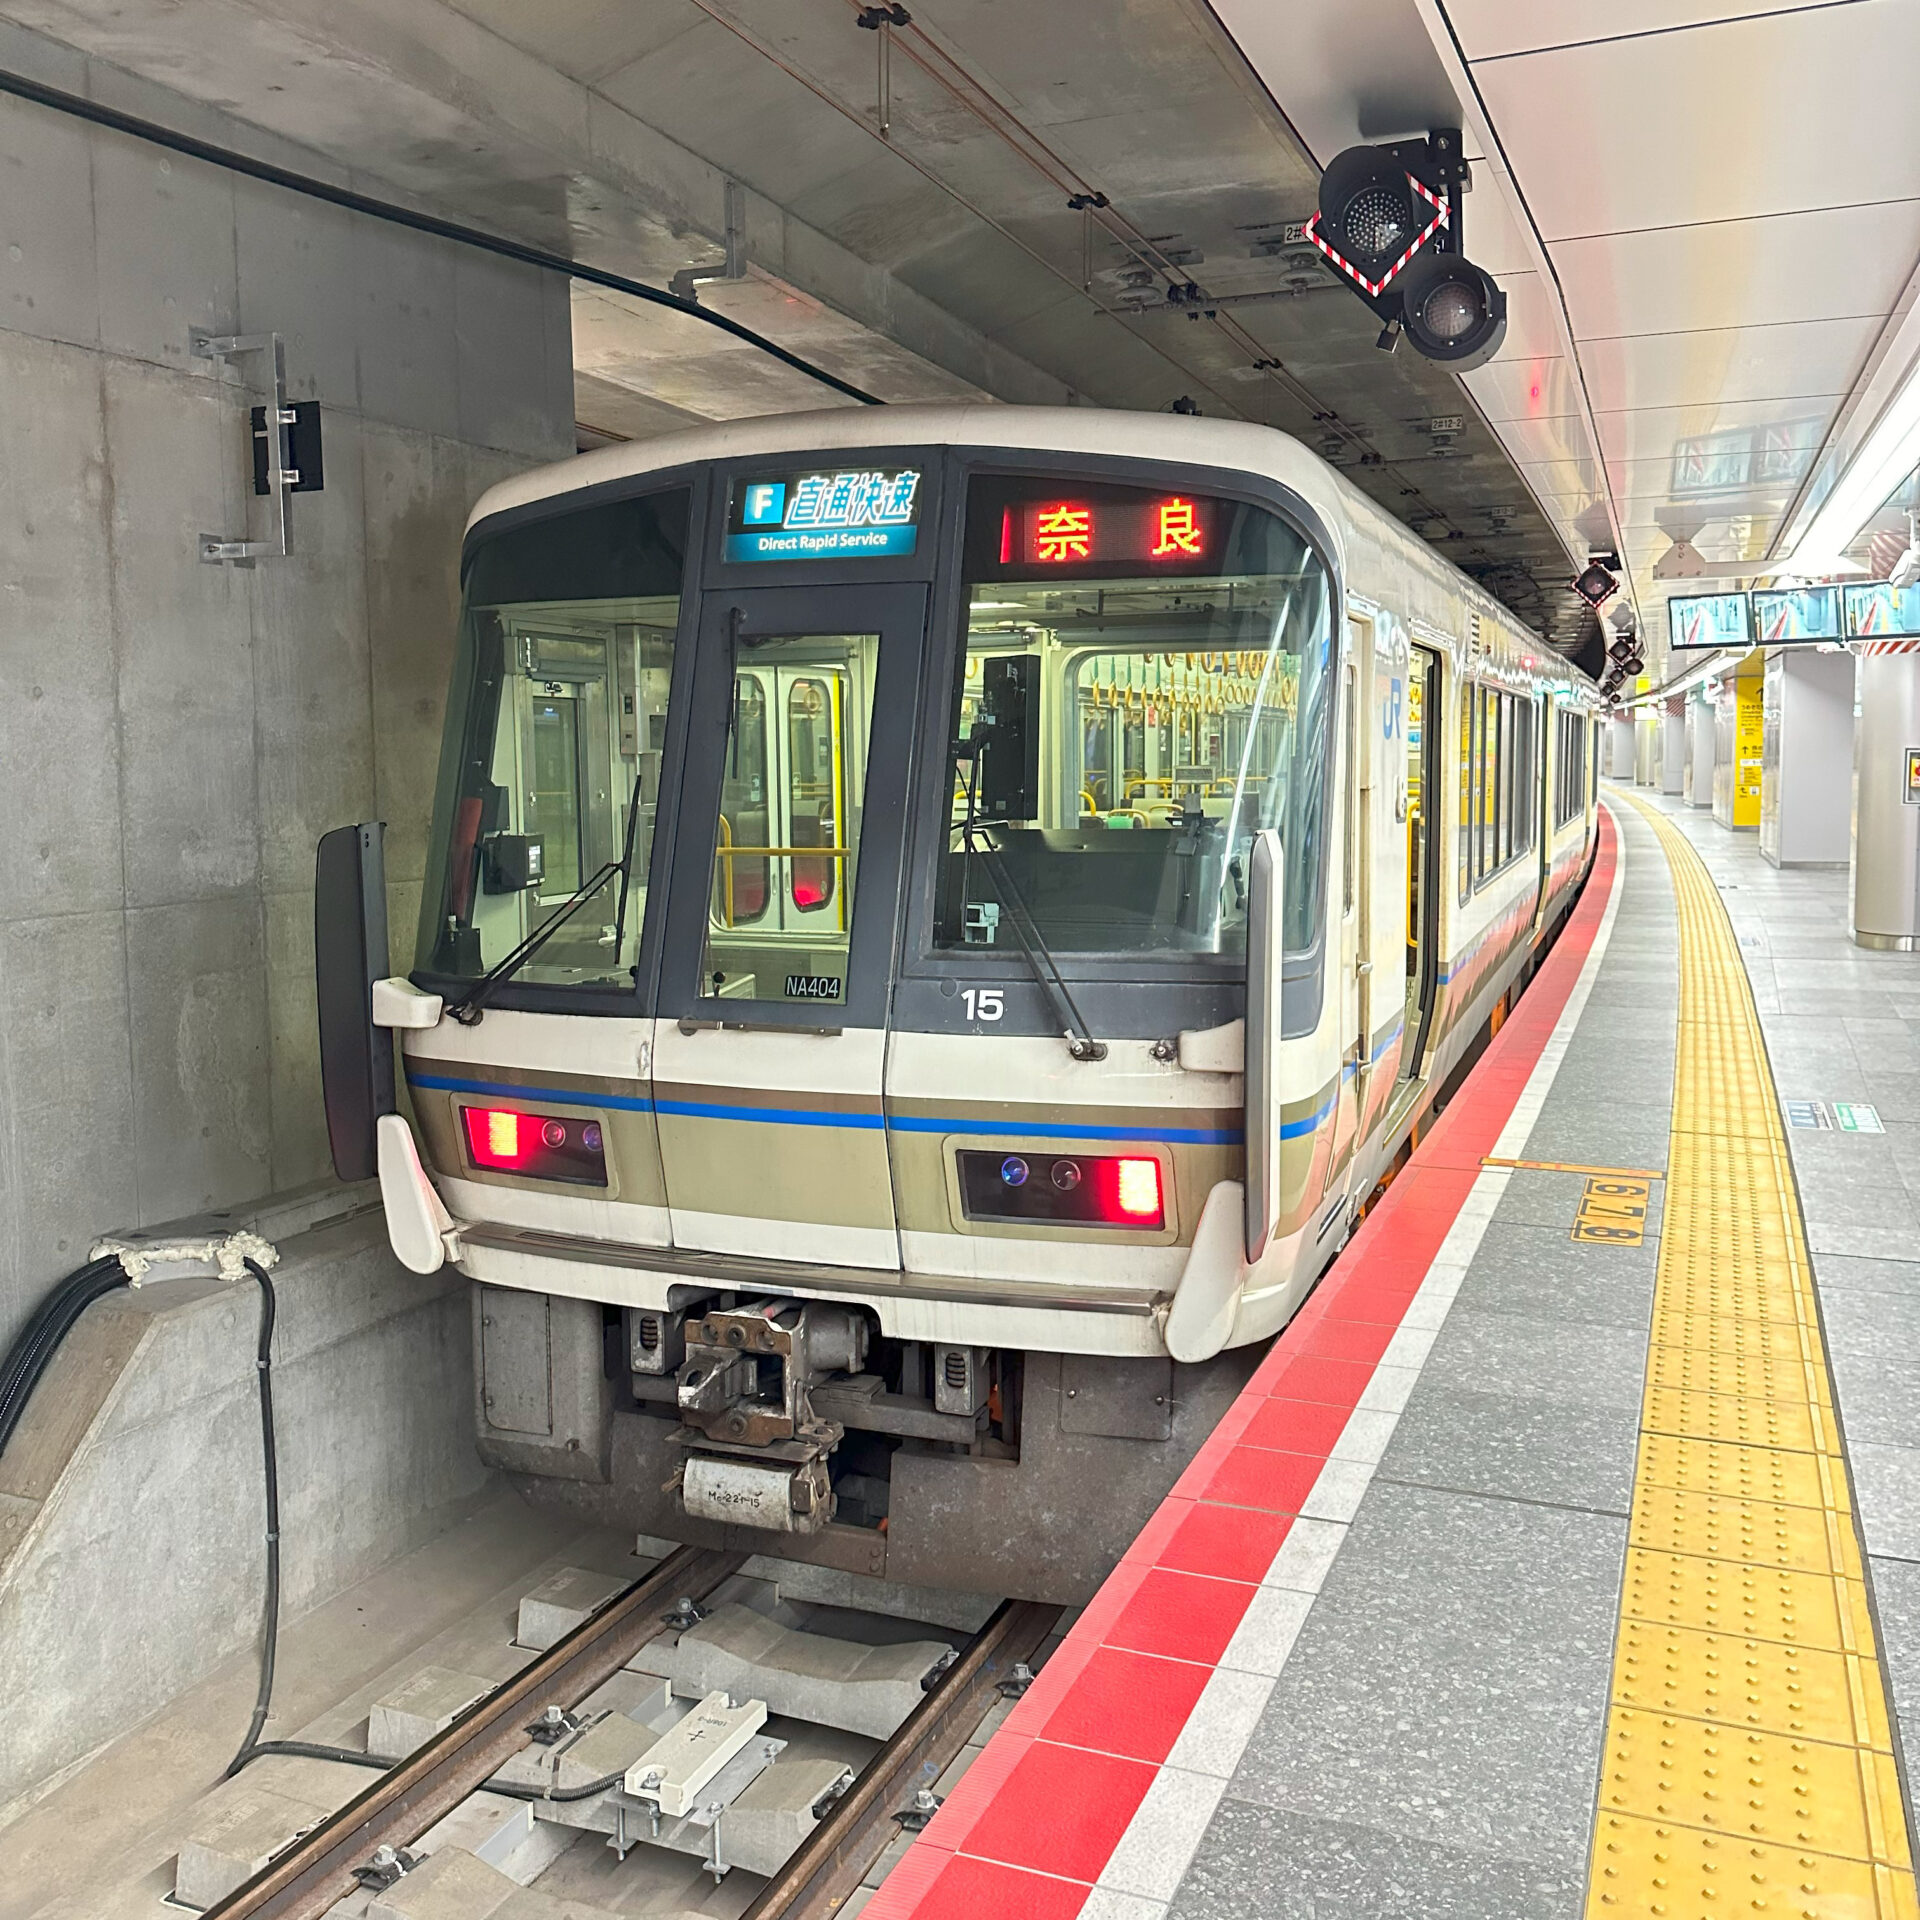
864;812;1621;1920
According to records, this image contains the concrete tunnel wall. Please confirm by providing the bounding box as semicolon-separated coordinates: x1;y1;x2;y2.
0;16;577;1353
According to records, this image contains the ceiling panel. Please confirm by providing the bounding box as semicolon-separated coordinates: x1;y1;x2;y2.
1472;5;1920;240
1555;199;1920;342
1442;0;1865;62
1463;351;1586;422
1576;314;1882;413
1591;394;1845;463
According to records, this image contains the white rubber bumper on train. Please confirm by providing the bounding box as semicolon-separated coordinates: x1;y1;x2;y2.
1164;1178;1252;1364
377;1113;456;1274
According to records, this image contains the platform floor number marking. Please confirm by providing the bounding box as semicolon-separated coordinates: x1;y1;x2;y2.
1573;1177;1650;1246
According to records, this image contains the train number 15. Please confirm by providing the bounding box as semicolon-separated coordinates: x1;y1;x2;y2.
961;989;1004;1023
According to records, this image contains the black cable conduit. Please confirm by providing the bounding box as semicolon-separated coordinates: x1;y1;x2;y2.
0;1255;127;1457
0;66;884;410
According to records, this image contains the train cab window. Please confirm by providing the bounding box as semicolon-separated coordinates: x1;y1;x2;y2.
418;488;690;989
701;632;876;1002
937;473;1333;957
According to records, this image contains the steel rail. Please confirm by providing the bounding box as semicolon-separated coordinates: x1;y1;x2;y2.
736;1597;1061;1920
203;1543;745;1920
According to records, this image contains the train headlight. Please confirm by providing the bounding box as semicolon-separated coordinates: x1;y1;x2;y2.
1000;1155;1030;1188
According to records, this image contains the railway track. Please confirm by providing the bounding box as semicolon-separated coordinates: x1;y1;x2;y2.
203;1543;1058;1920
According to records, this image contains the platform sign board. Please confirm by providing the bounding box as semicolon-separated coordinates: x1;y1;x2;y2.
1669;592;1752;652
1751;585;1843;644
1906;749;1920;805
724;468;922;563
1845;582;1920;639
1834;1102;1884;1134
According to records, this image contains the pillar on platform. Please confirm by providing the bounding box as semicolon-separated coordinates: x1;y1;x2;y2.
1609;715;1636;779
1660;697;1686;795
1851;650;1920;947
1687;693;1715;807
1759;648;1852;869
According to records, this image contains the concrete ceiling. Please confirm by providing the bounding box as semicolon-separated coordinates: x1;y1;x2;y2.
0;0;1605;641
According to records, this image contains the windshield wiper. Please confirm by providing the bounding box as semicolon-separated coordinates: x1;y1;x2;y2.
445;778;647;1027
955;816;1107;1063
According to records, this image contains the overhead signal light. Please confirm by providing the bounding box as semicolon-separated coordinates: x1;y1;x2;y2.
1575;561;1621;609
1397;253;1507;371
1309;130;1505;369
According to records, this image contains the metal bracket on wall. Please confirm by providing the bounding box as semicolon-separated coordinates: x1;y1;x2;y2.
193;329;297;565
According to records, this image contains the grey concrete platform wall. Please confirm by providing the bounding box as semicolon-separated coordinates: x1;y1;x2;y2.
0;1205;495;1819
0;17;575;1351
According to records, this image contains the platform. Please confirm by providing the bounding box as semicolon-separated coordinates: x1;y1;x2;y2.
864;790;1920;1920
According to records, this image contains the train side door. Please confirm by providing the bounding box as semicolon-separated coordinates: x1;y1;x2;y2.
651;583;923;1269
1399;645;1442;1079
1531;692;1553;933
1331;617;1371;1173
1364;626;1410;1110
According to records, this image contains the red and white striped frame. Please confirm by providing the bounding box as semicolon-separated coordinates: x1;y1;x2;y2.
1304;174;1450;299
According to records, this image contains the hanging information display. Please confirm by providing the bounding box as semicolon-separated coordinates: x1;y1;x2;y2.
1751;586;1842;643
1845;582;1920;639
1669;592;1752;651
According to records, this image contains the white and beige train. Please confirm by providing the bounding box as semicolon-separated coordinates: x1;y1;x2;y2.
316;405;1600;1602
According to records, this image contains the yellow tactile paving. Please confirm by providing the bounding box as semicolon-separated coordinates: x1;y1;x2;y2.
1585;797;1919;1918
1597;1712;1911;1867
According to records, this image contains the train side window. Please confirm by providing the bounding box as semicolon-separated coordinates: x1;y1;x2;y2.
418;485;690;990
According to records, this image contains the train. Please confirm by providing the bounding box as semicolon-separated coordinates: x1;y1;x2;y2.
315;405;1601;1603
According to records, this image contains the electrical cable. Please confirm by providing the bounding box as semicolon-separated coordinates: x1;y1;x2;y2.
224;1257;282;1777
0;65;882;409
0;1256;126;1458
228;1735;628;1804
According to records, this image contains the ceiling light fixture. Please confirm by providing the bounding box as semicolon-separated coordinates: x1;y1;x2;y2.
1784;326;1920;574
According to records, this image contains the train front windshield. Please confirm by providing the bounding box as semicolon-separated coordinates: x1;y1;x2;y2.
942;474;1332;956
417;488;689;986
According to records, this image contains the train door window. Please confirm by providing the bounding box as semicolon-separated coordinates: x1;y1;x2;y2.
418;486;690;991
1459;678;1474;904
528;690;584;899
1342;662;1358;916
786;676;841;916
715;678;770;925
700;633;877;1000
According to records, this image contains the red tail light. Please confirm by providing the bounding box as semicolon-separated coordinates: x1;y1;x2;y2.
465;1107;529;1166
1110;1157;1163;1222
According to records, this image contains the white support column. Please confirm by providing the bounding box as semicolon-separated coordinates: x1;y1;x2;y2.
1760;649;1853;869
1852;651;1920;947
1687;696;1715;807
1661;698;1686;795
